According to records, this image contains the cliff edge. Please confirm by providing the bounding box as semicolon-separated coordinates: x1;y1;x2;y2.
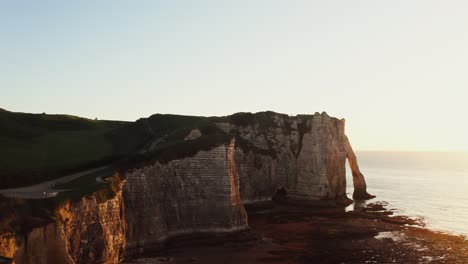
0;110;373;263
216;112;374;204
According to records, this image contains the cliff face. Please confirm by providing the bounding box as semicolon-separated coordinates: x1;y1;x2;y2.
0;233;16;261
55;189;126;264
218;112;373;204
122;112;372;253
0;182;126;264
0;111;373;263
123;139;248;254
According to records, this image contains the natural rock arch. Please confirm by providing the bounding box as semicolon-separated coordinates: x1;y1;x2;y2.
344;136;375;200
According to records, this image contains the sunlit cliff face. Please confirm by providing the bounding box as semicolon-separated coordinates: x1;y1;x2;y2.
0;112;373;262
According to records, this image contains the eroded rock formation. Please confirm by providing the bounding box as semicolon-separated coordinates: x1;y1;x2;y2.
218;112;373;204
121;112;373;252
0;181;126;264
344;135;375;200
124;139;248;254
0;111;373;263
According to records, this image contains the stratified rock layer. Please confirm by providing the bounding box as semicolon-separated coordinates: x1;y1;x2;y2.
123;139;248;254
218;112;372;204
0;183;126;264
123;112;373;252
0;111;373;263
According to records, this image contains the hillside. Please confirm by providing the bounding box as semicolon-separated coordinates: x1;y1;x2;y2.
0;110;129;188
0;109;296;188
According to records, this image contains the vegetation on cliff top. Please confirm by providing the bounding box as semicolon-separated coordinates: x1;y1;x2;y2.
0;110;129;188
0;109;321;188
210;111;289;129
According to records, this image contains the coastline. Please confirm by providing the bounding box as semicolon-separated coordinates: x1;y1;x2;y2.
124;200;468;264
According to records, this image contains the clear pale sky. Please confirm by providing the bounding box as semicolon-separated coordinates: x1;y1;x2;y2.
1;1;467;151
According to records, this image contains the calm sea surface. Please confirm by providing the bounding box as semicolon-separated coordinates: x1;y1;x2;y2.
346;151;468;236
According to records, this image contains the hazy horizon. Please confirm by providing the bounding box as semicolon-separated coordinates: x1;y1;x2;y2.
2;1;467;152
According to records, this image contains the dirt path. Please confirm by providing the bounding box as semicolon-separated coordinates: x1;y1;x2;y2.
0;166;110;199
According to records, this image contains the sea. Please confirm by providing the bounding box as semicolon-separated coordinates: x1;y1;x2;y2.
346;151;468;236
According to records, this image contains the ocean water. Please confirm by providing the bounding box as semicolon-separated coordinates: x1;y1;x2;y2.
346;151;468;236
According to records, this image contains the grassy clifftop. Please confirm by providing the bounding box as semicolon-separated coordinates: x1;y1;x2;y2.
0;110;293;188
0;110;129;188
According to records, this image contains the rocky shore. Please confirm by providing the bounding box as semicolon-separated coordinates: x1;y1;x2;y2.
3;111;460;263
124;201;468;264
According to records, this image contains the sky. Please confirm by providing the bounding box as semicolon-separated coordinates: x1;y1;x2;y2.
1;1;467;151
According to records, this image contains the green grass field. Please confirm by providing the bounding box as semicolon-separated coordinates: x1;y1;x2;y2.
0;110;131;188
0;129;113;172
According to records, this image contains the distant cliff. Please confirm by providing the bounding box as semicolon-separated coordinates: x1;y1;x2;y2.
0;111;373;263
